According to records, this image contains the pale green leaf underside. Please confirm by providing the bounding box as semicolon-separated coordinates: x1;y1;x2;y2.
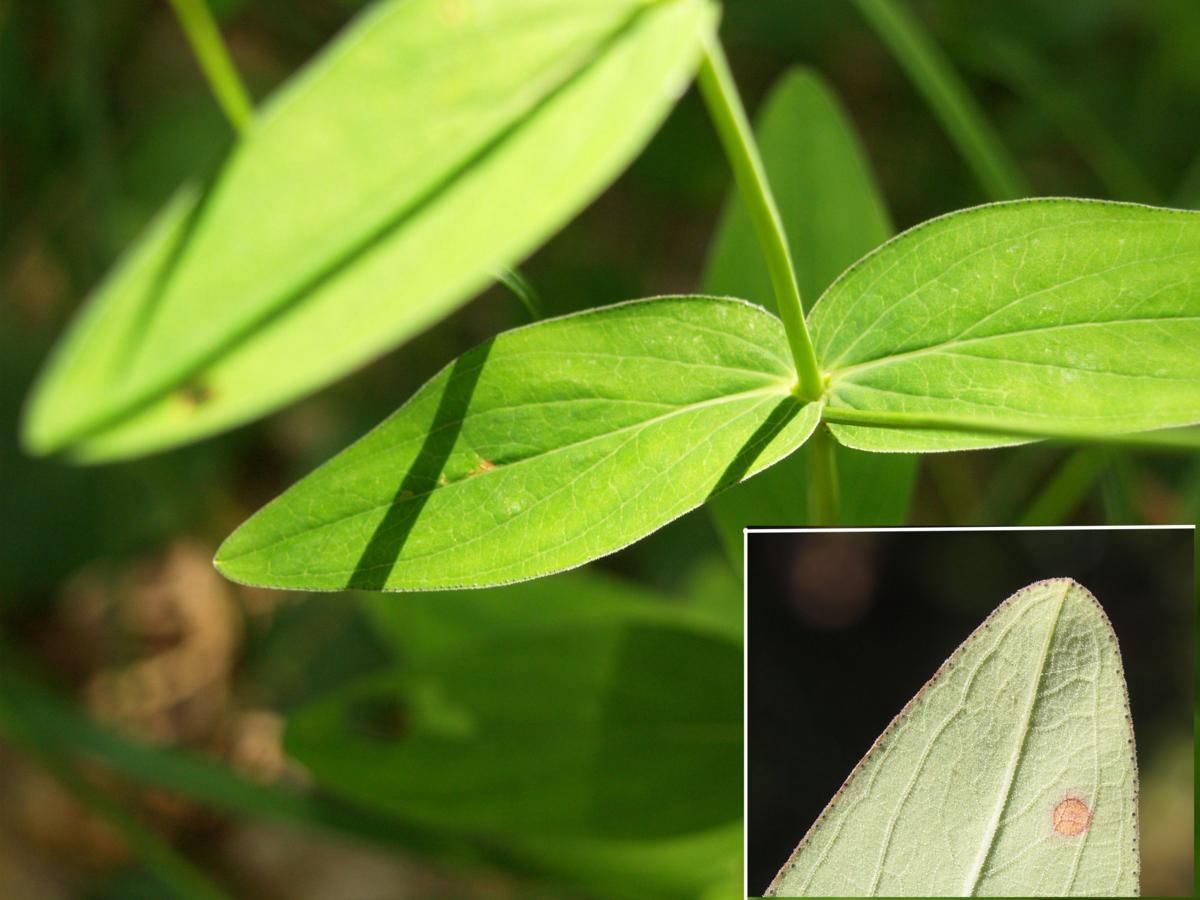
215;298;819;591
23;0;717;462
810;199;1200;451
767;578;1139;898
701;67;915;547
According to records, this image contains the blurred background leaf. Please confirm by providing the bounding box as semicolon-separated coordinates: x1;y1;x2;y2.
21;0;718;463
287;569;743;897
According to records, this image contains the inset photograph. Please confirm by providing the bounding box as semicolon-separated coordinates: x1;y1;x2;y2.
746;527;1194;898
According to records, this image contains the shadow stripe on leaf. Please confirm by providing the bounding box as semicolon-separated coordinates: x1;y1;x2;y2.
215;297;820;591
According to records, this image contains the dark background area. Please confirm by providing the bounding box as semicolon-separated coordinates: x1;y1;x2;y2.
3;0;1200;895
747;527;1195;897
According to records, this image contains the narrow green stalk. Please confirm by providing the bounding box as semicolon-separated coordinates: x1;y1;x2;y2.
696;37;823;401
1019;449;1106;525
822;406;1200;452
166;0;253;135
808;425;839;524
496;267;543;321
853;0;1028;201
0;644;465;859
1099;451;1137;523
967;36;1158;203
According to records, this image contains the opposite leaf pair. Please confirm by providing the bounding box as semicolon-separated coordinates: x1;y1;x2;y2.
215;199;1200;591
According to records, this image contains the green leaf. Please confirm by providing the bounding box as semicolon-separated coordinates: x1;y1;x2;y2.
811;199;1200;452
215;297;819;591
287;624;740;840
352;566;742;896
512;822;741;900
701;68;916;550
288;575;742;896
360;562;741;664
767;578;1139;897
23;0;718;462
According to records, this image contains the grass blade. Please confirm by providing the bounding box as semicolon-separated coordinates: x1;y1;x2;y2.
852;0;1028;200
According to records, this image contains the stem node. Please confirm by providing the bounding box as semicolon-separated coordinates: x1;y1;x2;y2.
696;37;824;401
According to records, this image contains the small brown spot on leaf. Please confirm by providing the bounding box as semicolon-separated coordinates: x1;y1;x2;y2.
178;380;212;408
467;459;497;478
1053;797;1091;836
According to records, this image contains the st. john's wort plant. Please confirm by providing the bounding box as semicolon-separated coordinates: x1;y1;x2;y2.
20;0;1200;592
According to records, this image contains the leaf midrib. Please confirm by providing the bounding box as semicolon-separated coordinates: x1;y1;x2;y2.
218;383;789;565
831;375;1197;422
962;580;1069;896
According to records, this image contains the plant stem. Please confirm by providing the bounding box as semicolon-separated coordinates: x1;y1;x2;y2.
166;0;253;135
808;424;839;524
696;37;823;401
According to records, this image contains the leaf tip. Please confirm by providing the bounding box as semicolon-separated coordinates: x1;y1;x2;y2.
212;535;251;585
18;396;61;459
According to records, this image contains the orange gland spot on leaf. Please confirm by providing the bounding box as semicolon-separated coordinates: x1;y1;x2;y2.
1053;797;1092;837
467;459;497;478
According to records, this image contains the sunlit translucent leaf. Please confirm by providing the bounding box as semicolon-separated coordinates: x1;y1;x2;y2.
215;298;819;591
810;200;1200;451
767;578;1139;897
701;68;916;551
289;568;742;897
23;0;717;462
